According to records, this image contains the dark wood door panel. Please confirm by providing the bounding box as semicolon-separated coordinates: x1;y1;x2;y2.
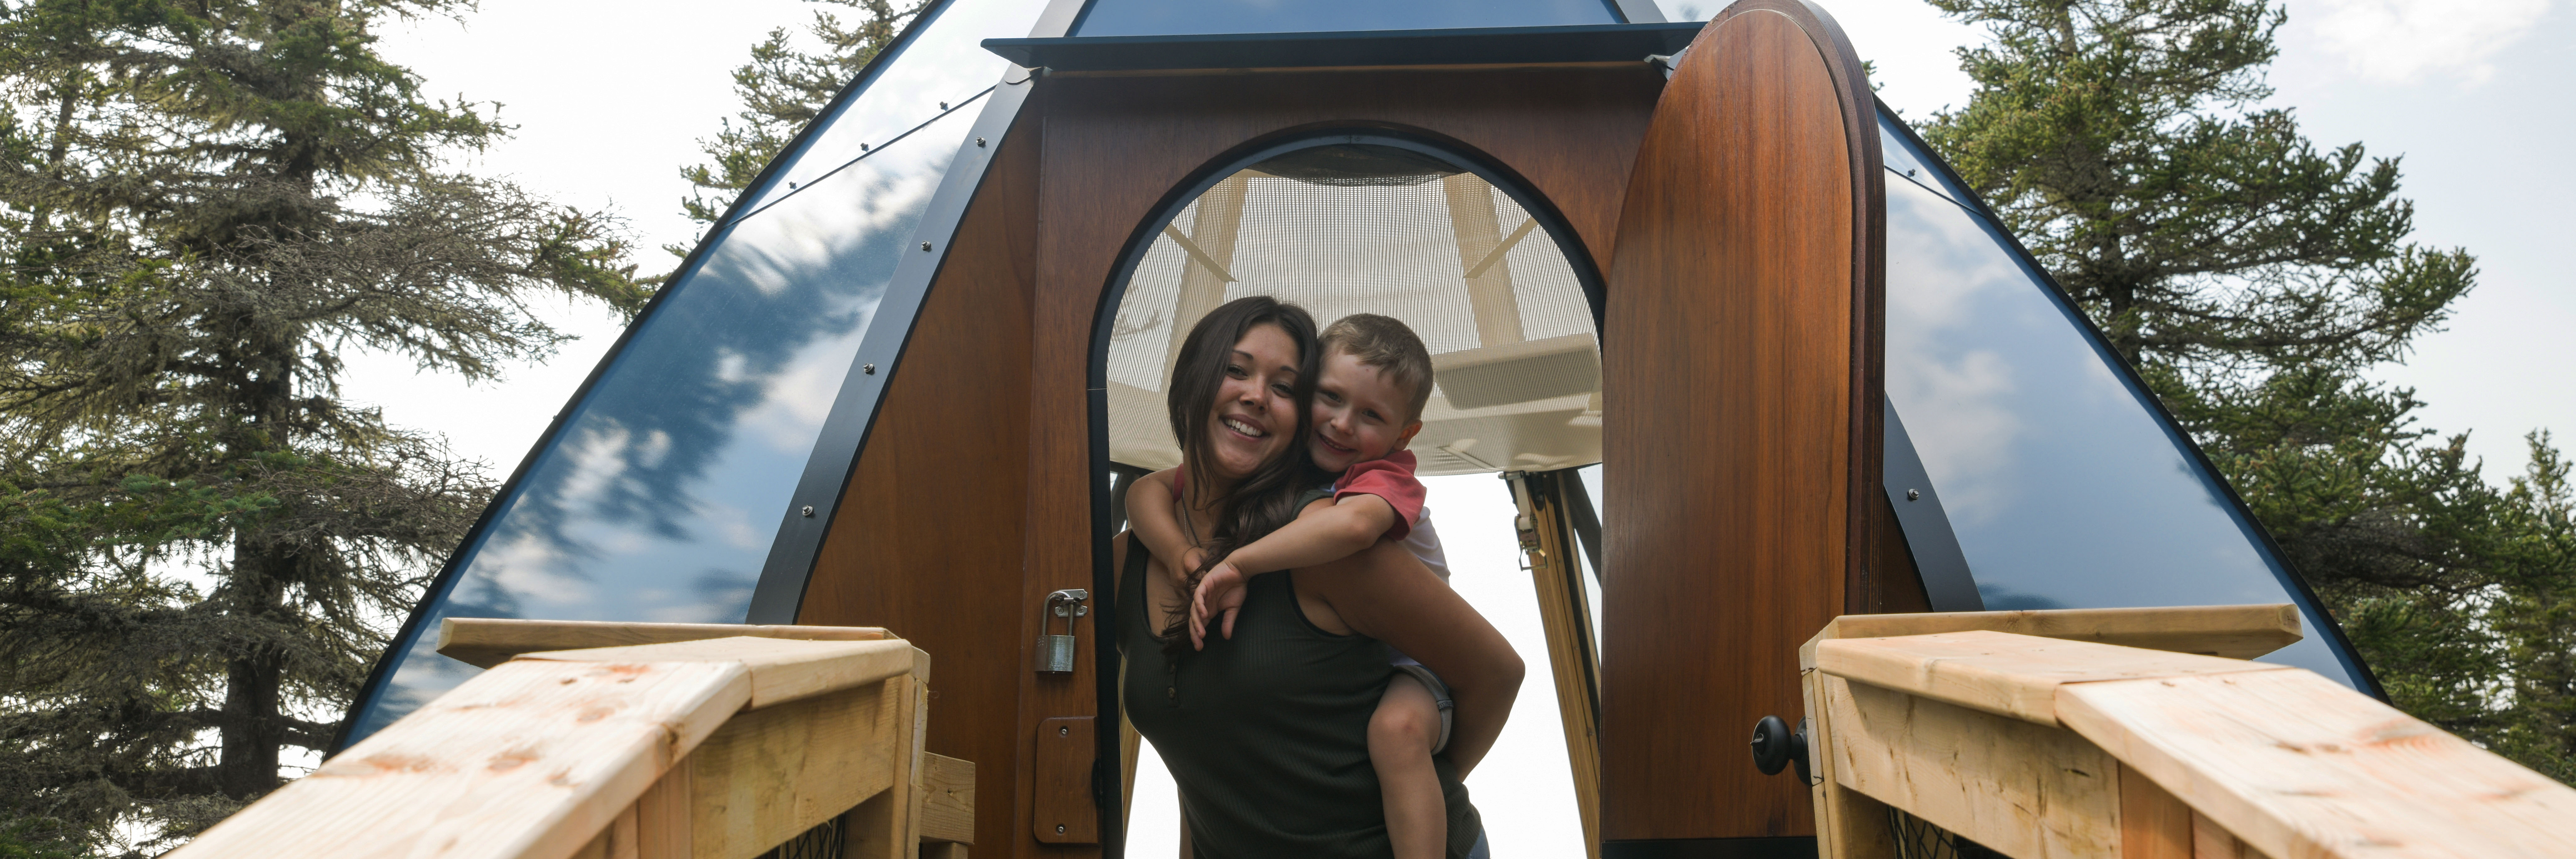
1599;1;1884;844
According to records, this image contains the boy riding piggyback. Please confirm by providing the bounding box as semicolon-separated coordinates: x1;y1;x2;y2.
1133;312;1469;859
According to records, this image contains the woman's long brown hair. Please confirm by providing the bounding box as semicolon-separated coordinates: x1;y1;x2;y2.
1160;296;1323;653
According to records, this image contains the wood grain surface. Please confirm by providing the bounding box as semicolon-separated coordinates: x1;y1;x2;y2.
2059;669;2576;859
921;753;978;845
1814;630;2287;725
1524;473;1603;859
685;678;907;859
1800;671;1896;859
172;659;750;859
800;105;1038;857
437;618;890;669
1598;1;1881;841
2123;762;2196;859
1808;603;2303;663
1827;676;2122;858
520;636;917;710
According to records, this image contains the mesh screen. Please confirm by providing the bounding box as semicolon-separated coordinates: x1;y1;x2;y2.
1106;162;1602;475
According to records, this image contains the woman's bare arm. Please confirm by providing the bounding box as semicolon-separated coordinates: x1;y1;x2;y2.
1292;540;1524;777
1127;469;1203;577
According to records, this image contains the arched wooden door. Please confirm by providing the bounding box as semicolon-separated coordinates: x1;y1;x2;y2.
1599;1;1885;853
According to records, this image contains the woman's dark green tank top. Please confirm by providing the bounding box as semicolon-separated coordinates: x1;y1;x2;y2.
1120;535;1481;859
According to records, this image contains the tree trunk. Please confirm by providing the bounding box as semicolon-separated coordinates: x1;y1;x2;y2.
216;544;286;799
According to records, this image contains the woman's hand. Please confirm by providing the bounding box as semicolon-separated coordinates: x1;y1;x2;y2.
1188;561;1249;649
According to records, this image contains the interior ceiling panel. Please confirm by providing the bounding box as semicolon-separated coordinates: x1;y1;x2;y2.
1106;150;1602;475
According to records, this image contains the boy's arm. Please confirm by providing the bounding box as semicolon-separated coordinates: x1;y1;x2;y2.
1221;493;1400;577
1125;469;1201;573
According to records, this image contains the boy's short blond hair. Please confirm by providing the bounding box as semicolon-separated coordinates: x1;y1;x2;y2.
1319;313;1435;424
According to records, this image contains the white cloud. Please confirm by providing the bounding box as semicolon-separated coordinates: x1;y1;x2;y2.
2303;0;2552;84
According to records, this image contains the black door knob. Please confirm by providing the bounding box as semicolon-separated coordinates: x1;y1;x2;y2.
1749;714;1810;783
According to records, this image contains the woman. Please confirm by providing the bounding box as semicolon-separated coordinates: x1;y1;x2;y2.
1117;296;1524;858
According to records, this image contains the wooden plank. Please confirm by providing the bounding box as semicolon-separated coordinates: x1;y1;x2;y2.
570;805;636;859
1826;675;2122;858
920;753;977;845
520;636;915;709
688;675;907;859
2123;763;2193;859
2058;669;2576;859
1808;604;2301;663
172;659;749;859
437;619;890;669
921;844;969;859
1815;631;2289;725
1522;473;1602;859
1599;3;1874;839
635;763;691;859
1804;670;1896;859
843;674;928;859
2192;810;2265;859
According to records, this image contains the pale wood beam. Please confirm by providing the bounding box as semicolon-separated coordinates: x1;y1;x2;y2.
438;618;890;669
178;626;969;859
1162;174;1249;379
1510;473;1602;859
1442;173;1526;347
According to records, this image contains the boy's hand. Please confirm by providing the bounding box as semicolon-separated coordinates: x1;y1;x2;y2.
1189;561;1249;650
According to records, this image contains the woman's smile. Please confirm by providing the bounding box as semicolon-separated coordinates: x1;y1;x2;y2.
1203;322;1303;482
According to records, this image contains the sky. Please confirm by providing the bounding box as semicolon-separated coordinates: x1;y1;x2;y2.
356;0;2570;855
356;0;2576;488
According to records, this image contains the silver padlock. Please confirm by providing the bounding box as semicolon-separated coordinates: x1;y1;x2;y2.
1036;588;1089;674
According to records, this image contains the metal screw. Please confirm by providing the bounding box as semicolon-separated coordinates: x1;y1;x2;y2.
801;505;815;517
1059;726;1070;736
861;363;876;375
1906;489;1922;501
920;242;932;251
975;137;987;147
1055;825;1067;835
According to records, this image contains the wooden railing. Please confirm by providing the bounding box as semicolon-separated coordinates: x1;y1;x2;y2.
1795;605;2576;859
174;620;975;859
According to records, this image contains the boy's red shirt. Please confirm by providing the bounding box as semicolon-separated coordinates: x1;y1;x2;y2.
1168;449;1426;541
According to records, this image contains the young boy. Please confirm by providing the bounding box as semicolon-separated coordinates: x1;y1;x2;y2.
1129;313;1458;859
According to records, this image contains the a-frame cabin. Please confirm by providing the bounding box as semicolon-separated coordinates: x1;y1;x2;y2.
337;1;2379;857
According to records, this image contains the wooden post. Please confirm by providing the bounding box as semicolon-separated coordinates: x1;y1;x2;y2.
1512;472;1603;859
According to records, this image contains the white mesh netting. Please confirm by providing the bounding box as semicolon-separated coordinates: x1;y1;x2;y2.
1106;154;1602;475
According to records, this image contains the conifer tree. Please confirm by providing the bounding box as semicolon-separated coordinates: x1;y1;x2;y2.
0;0;650;850
673;0;916;248
1923;0;2574;778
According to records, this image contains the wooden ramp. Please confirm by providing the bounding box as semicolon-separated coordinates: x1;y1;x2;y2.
1795;606;2576;859
175;621;975;859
